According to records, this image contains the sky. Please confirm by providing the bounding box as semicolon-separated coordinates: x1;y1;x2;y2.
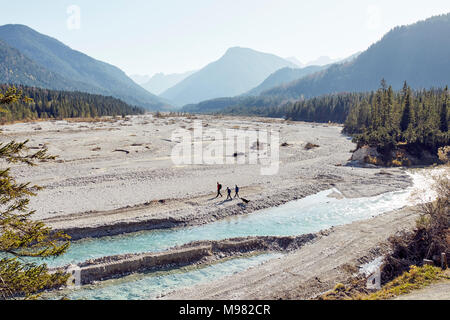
1;0;449;77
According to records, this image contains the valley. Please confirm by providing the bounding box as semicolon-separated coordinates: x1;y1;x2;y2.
0;3;448;304
1;114;429;300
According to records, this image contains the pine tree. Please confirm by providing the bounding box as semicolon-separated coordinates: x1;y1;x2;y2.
0;87;70;300
400;86;413;132
440;86;448;132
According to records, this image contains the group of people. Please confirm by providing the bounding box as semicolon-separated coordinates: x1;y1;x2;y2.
215;182;240;200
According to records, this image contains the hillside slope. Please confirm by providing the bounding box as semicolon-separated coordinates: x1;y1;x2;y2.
0;24;167;110
0;39;92;92
262;14;450;99
184;14;450;113
160;47;296;107
246;65;327;96
140;71;196;95
0;84;144;122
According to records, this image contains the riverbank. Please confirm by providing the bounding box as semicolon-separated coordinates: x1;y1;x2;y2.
0;114;412;238
164;205;422;300
1;114;430;300
56;234;317;285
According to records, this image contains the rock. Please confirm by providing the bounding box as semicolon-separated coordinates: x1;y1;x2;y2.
305;143;320;150
351;146;380;163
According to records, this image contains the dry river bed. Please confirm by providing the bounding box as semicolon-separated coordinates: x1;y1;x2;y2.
0;114;424;299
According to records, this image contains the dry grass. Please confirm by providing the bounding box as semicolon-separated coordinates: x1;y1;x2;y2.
358;265;449;300
320;265;449;300
438;146;450;163
318;277;368;300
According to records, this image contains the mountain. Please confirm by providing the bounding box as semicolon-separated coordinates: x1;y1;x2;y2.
129;74;152;85
302;52;360;67
0;84;144;122
285;57;303;67
139;70;196;95
183;14;450;114
0;39;92;92
245;65;328;96
0;24;168;110
262;14;450;99
304;56;339;66
246;52;362;96
159;47;297;107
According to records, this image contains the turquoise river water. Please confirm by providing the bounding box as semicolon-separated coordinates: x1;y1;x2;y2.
40;170;437;300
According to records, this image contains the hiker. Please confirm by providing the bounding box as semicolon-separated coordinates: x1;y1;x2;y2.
216;182;223;198
234;185;240;198
226;187;232;200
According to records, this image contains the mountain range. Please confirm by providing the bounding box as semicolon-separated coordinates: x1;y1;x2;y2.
261;14;450;100
246;52;361;96
159;47;297;107
131;70;196;95
1;13;449;114
245;65;328;96
184;13;450;113
0;24;167;110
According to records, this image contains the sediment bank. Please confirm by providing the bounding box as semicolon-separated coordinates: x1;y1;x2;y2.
59;234;317;285
49;182;330;240
164;206;422;300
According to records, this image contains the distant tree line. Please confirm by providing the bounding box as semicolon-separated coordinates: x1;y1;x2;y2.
344;81;448;156
0;84;145;123
220;80;449;157
219;93;370;123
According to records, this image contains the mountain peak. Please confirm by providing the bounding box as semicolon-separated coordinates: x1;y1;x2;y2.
160;47;297;106
0;24;42;36
224;46;254;56
0;24;167;109
1;24;32;30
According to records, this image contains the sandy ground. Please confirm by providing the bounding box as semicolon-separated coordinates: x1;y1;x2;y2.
0;114;411;235
164;206;420;300
1;115;437;300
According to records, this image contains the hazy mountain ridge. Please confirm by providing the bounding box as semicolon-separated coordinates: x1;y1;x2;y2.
160;47;297;107
285;57;303;67
246;52;361;96
262;14;450;99
0;24;167;110
130;74;152;85
245;65;328;96
138;70;196;95
184;14;450;113
0;39;95;92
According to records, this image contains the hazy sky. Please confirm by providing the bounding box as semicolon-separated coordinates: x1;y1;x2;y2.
1;0;449;76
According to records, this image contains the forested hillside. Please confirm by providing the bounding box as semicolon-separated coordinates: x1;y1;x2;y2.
245;65;327;96
0;85;144;123
0;40;92;92
262;14;450;99
185;14;450;114
344;82;448;158
219;81;449;164
0;24;167;110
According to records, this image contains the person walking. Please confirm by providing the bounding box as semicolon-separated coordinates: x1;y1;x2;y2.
234;185;240;198
216;182;223;198
226;187;232;200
